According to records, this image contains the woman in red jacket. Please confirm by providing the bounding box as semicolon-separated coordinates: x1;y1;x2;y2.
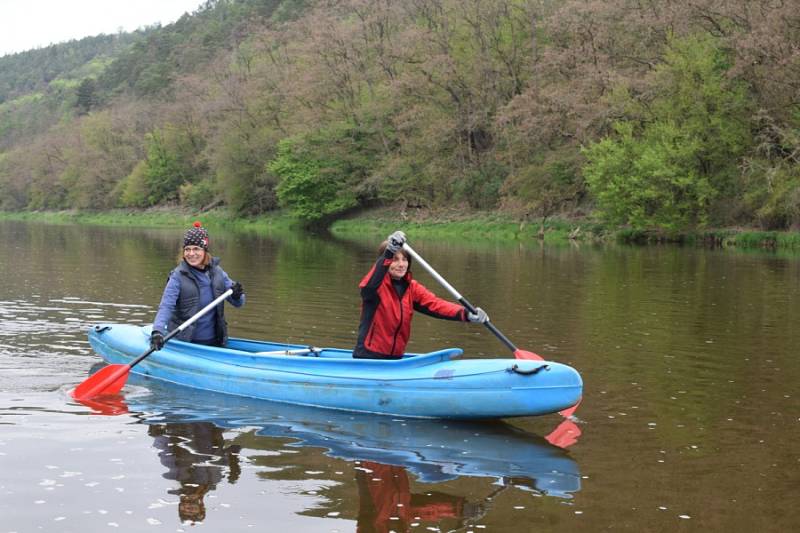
353;231;488;359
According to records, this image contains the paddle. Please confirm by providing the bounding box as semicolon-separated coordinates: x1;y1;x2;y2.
402;243;582;417
401;243;544;361
72;288;233;401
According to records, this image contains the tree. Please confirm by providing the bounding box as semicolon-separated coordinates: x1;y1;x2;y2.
582;34;752;231
75;78;97;115
271;122;382;224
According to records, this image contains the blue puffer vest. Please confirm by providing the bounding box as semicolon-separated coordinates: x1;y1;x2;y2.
168;258;229;345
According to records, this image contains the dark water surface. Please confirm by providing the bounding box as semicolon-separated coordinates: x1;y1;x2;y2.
1;220;798;532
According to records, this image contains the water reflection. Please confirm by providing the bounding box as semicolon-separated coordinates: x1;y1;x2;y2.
355;461;482;533
148;422;241;524
79;377;581;528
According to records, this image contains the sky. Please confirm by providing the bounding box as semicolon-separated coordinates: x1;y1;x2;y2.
0;0;206;57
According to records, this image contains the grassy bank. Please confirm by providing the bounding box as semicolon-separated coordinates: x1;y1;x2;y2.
0;208;299;234
3;208;800;250
332;209;800;250
331;210;607;245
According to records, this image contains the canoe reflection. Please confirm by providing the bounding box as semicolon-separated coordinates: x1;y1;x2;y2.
81;376;581;527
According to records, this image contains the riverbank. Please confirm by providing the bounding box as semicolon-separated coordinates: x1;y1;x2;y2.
2;208;799;250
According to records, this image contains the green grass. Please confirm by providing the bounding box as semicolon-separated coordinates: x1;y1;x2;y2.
0;208;300;235
330;210;602;244
4;208;800;249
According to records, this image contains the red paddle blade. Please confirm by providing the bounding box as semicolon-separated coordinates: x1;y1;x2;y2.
513;349;544;361
71;364;131;400
559;397;582;418
75;395;130;416
544;418;582;449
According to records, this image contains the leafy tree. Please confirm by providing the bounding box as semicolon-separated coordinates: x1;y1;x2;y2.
62;110;144;209
741;113;800;229
502;147;585;219
271;122;382;224
583;34;751;231
75;78;97;115
115;160;150;207
115;123;206;207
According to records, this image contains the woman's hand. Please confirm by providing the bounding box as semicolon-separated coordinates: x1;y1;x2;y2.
231;281;244;300
387;230;406;253
467;307;489;323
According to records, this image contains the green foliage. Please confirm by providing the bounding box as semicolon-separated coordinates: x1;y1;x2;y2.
271;123;382;224
504;148;585;217
454;160;507;209
751;166;800;230
741;114;800;229
115;161;150;208
142;130;185;204
180;177;217;209
75;78;97;114
583;34;751;231
123;124;208;207
2;0;800;242
0;34;139;104
271;139;357;224
213;118;280;216
584;121;716;231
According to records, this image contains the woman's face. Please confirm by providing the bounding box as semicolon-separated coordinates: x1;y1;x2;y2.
183;246;206;268
388;251;409;280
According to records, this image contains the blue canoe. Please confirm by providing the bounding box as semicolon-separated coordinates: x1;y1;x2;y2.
87;323;582;419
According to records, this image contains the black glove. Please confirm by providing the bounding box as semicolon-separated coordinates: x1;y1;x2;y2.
231;281;244;300
150;331;165;351
386;230;407;254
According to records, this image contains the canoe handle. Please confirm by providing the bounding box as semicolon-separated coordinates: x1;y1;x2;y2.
509;364;549;376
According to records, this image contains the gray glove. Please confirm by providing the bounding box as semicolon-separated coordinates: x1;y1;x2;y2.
386;230;407;254
467;307;489;323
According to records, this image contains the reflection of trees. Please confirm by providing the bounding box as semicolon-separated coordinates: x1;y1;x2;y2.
355;461;483;533
148;422;241;524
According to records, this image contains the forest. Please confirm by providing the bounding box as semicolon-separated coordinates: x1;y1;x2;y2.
0;0;798;232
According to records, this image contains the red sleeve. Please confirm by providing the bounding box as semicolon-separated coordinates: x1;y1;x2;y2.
410;281;466;321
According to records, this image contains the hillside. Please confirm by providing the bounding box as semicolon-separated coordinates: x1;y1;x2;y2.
0;0;798;232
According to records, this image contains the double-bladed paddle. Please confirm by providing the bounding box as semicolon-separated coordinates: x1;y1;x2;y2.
403;243;582;417
402;243;544;361
72;288;233;401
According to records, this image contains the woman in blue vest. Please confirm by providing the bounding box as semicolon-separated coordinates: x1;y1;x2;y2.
150;222;245;350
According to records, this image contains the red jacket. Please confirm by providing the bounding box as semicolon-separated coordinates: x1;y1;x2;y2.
354;257;466;358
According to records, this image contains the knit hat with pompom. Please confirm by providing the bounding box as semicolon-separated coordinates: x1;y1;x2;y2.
183;221;209;250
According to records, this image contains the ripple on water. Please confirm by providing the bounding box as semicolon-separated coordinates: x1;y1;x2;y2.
0;296;154;393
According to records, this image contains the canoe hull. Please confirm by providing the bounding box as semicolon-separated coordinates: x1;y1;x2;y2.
87;324;582;419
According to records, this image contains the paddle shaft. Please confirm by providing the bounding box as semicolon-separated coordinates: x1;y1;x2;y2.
404;243;578;415
402;243;519;353
129;288;233;369
72;289;233;400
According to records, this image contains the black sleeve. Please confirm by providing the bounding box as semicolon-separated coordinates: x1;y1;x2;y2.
360;250;394;299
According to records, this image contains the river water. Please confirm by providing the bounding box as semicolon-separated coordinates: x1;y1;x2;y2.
0;219;798;532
